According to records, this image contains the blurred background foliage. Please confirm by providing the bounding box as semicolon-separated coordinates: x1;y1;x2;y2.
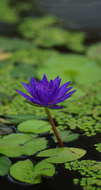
0;0;32;23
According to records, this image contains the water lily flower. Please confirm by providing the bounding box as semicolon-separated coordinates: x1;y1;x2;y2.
16;75;76;109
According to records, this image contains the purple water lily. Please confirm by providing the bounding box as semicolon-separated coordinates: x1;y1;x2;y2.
16;75;76;109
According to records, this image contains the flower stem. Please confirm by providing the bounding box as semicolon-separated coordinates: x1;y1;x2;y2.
45;108;64;147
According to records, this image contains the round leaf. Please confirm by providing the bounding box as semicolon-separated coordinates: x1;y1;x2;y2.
10;159;55;185
10;159;40;184
17;119;51;134
0;133;47;157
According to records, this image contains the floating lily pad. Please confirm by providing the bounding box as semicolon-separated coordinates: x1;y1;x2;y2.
0;156;12;176
33;160;55;177
10;159;55;184
0;133;47;157
17;119;51;134
10;159;39;184
37;147;86;163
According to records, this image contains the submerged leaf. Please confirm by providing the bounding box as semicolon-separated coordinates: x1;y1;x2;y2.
52;130;79;143
0;124;13;135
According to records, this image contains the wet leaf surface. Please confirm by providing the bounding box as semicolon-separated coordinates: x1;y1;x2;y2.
0;156;12;176
18;119;51;134
0;133;47;157
37;147;86;163
10;159;55;184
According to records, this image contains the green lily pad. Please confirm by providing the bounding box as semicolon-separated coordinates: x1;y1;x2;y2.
10;159;55;184
10;159;40;184
0;133;47;157
33;160;55;177
17;119;51;134
52;130;79;143
37;147;86;163
0;156;12;176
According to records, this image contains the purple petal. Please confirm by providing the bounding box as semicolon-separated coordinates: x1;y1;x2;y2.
48;81;71;103
47;77;62;102
16;90;41;105
51;90;76;104
41;74;48;84
53;76;61;87
49;80;54;88
29;77;37;86
56;86;73;99
34;84;49;104
59;81;71;91
16;90;34;102
50;81;71;102
21;82;34;96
